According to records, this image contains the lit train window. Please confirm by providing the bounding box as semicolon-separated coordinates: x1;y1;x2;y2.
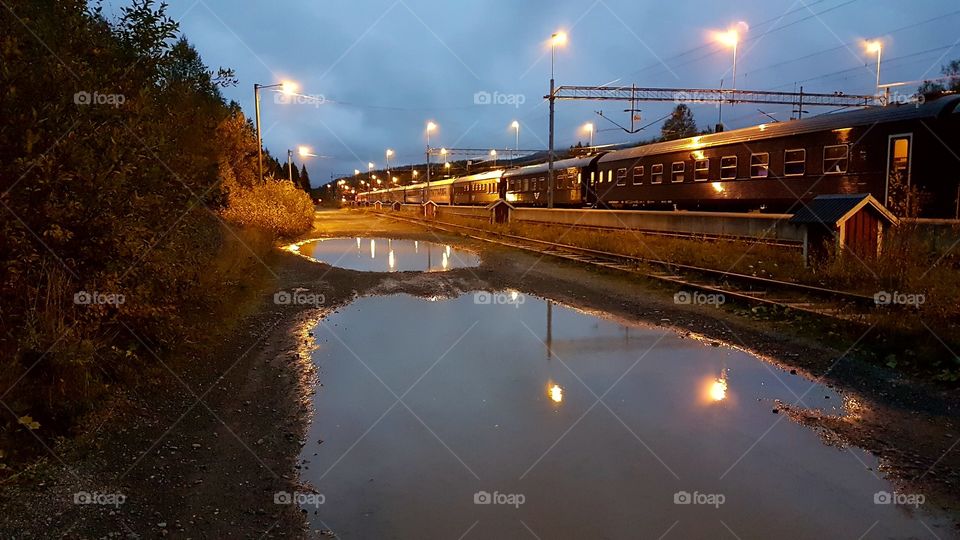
616;168;628;186
607;170;613;184
823;145;848;174
750;153;769;178
632;166;644;185
720;156;737;180
671;162;685;183
577;173;582;185
784;149;806;176
651;164;664;184
694;159;709;181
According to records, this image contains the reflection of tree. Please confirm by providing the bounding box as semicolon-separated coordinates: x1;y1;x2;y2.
886;170;923;218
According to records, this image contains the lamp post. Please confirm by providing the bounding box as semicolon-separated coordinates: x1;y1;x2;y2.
582;122;594;148
368;162;374;183
425;121;436;196
385;148;394;175
547;31;566;209
490;149;497;167
511;120;520;160
254;80;297;182
866;40;883;96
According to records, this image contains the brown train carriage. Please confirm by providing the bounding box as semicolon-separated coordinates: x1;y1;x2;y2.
451;170;505;206
503;155;605;207
596;95;960;218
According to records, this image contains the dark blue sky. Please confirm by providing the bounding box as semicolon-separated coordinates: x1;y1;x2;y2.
152;0;958;186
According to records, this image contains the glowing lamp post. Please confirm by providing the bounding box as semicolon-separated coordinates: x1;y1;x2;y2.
253;80;297;183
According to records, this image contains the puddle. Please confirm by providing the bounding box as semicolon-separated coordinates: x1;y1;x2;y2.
291;237;480;272
301;293;951;539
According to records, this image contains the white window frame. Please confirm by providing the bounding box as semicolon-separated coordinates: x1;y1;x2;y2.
616;168;628;186
750;153;770;179
632;165;644;185
823;145;849;175
784;149;806;177
694;158;710;182
671;161;685;183
720;156;737;180
651;164;664;184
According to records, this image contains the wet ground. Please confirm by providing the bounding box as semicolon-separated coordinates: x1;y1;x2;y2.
300;292;953;539
293;237;480;272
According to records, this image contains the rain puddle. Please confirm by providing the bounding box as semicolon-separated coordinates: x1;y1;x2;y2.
290;237;480;272
300;293;951;539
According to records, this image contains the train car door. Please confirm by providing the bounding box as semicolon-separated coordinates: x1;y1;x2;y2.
884;133;912;211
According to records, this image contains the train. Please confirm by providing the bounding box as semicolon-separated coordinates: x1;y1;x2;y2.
357;94;960;217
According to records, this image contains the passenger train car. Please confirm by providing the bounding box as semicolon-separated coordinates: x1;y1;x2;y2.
356;95;960;217
595;95;960;216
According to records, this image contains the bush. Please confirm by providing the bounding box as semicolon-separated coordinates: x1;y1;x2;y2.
222;180;315;238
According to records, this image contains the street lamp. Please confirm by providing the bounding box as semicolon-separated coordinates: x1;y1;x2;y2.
253;80;298;183
548;31;567;209
511;120;520;159
426;121;437;194
386;148;394;173
866;40;883;95
490;149;497;167
582;122;594;147
714;23;747;92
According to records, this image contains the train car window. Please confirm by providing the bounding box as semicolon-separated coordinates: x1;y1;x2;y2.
632;166;644;185
823;145;848;174
651;164;664;184
750;153;769;178
671;162;685;183
784;149;806;176
720;156;737;180
523;179;529;191
694;159;709;182
577;173;582;185
616;168;628;186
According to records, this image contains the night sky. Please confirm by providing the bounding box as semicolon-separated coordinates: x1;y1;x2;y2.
126;0;960;186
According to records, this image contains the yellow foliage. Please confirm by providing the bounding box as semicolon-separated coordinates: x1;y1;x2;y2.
221;179;314;237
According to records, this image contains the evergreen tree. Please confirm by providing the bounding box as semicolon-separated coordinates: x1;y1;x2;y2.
661;104;699;141
300;165;311;192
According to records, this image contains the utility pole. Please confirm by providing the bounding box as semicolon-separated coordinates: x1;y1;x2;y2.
287;149;293;182
254;84;263;183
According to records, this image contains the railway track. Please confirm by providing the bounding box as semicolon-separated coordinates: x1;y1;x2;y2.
379;212;881;323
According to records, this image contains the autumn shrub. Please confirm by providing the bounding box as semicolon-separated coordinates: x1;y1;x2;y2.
222;180;315;237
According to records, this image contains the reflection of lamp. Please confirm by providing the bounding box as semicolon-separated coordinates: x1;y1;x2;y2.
369;238;376;259
549;383;563;403
709;371;728;402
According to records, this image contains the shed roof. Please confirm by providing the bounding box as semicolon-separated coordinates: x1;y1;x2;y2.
789;194;898;226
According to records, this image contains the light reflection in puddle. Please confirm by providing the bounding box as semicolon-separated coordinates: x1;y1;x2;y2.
302;293;951;539
290;237;480;272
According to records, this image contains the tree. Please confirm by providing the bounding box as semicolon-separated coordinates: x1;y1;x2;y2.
661;105;699;141
919;59;960;96
299;165;311;192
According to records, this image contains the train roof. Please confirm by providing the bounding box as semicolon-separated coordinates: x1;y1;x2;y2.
503;154;605;178
452;169;505;184
599;95;960;164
